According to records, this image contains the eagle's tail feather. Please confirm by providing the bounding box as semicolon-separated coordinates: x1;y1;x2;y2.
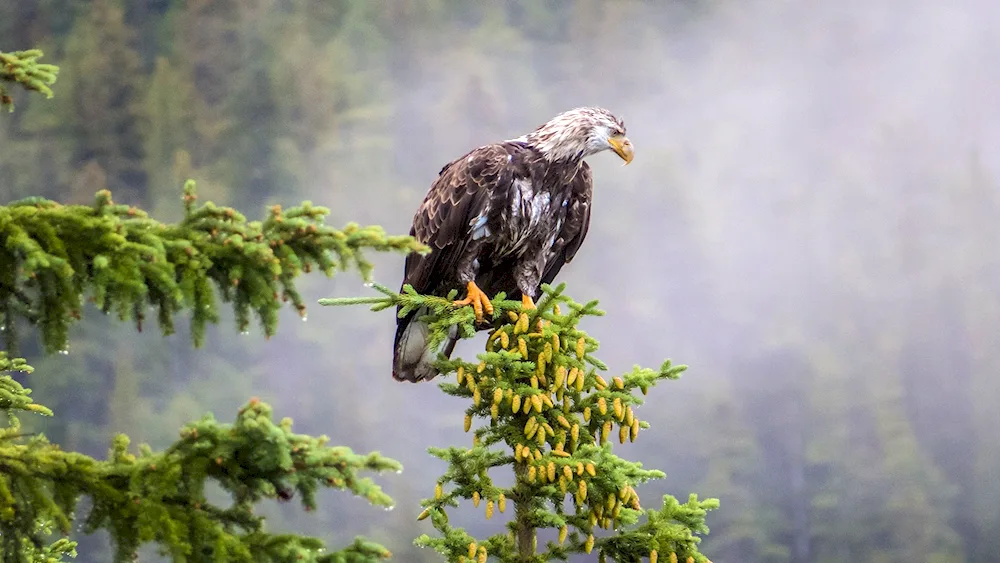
392;307;458;382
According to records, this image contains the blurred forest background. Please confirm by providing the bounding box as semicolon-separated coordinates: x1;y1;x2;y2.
2;0;998;562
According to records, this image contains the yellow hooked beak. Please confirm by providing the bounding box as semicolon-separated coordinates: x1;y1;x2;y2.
608;134;634;165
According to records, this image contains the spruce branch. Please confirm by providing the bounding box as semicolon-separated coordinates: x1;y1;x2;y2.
0;354;51;430
0;181;428;354
1;353;401;563
0;49;59;112
324;283;718;562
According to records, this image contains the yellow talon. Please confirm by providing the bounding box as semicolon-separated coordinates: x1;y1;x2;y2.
521;293;536;310
453;281;495;323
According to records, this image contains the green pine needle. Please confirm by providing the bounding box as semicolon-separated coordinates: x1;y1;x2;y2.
0;49;59;112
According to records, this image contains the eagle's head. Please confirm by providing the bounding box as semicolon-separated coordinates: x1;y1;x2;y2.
523;106;634;165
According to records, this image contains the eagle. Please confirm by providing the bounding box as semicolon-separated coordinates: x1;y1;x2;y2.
392;106;634;382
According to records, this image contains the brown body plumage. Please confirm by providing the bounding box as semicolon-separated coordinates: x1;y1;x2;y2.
393;107;633;382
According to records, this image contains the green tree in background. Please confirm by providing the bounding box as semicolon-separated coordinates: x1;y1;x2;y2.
693;386;784;563
59;0;147;205
143;56;197;218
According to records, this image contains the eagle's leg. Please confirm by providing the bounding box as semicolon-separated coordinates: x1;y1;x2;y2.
453;280;494;323
515;258;542;311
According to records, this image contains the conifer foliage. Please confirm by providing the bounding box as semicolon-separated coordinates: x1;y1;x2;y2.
323;284;718;562
0;180;425;354
2;351;402;562
0;49;58;112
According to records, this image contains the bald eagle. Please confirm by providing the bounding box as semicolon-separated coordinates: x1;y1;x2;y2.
393;107;634;382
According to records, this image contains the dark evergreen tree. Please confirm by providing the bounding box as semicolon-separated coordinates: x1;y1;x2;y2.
143;56;196;219
59;0;148;204
695;385;785;563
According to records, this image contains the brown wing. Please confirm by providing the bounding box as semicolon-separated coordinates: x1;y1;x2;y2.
401;144;518;296
540;162;593;286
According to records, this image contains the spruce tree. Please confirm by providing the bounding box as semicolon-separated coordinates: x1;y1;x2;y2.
143;56;197;217
323;284;719;562
1;52;422;562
